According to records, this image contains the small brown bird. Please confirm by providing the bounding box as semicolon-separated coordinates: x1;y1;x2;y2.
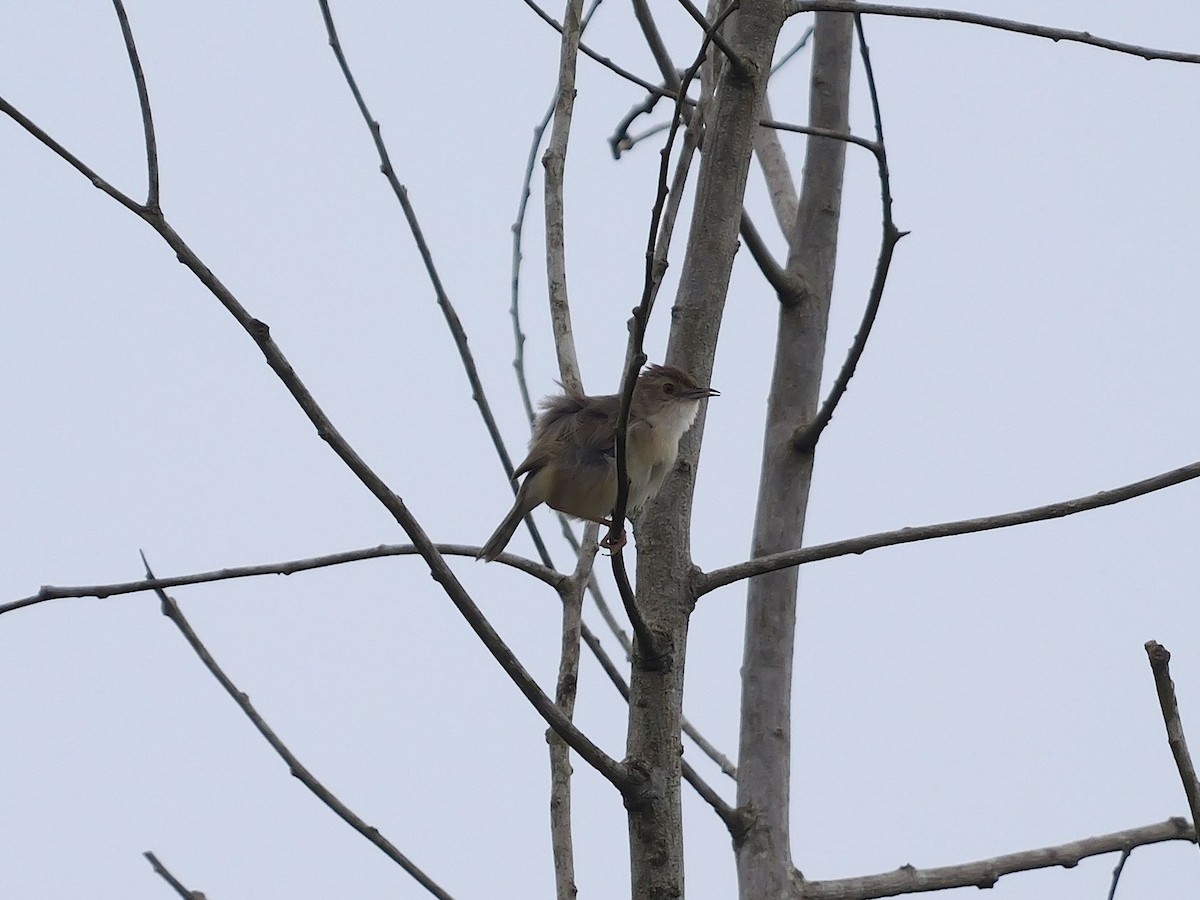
478;365;718;561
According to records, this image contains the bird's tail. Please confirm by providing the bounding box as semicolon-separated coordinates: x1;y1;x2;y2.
477;502;527;562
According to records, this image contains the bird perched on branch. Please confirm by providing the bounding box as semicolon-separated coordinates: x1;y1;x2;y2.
477;365;718;562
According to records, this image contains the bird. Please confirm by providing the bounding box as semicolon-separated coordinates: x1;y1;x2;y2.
477;365;718;562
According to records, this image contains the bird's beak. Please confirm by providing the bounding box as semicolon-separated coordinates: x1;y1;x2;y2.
686;385;719;399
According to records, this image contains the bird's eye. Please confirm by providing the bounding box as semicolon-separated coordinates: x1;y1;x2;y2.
663;381;676;394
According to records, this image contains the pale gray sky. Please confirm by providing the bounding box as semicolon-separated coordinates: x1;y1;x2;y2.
2;2;1199;898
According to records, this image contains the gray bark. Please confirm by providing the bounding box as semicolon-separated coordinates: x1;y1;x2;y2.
735;12;854;899
624;2;787;897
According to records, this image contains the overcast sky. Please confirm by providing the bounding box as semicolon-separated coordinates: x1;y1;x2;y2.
2;2;1199;898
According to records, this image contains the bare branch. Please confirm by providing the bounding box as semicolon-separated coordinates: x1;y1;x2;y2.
512;0;606;420
1145;641;1200;848
610;548;656;668
674;0;746;72
682;758;746;836
760;117;879;153
142;851;204;900
316;1;531;512
548;524;597;900
610;90;673;158
0;93;143;215
141;555;455;900
771;24;815;75
785;2;1200;65
1107;848;1132;900
753;92;799;237
739;211;805;300
512;105;556;425
631;0;679;84
794;13;904;451
111;0;159;210
524;0;675;98
4;543;565;618
795;818;1195;900
701;459;1200;595
543;0;587;393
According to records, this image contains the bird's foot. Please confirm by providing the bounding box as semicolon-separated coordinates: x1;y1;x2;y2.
600;529;628;554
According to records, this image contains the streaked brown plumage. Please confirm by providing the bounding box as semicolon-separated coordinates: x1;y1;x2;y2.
478;365;718;561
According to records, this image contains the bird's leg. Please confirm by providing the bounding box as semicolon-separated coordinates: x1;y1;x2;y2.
578;514;627;554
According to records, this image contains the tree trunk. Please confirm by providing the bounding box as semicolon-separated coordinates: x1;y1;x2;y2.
736;12;853;899
624;2;787;897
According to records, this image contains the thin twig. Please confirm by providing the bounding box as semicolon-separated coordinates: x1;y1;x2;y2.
141;554;455;900
785;2;1200;65
752;92;799;240
1106;848;1132;900
793;13;904;451
700;458;1200;595
609;89;670;158
674;0;745;72
512;0;606;424
548;524;597;900
682;758;745;836
512;105;555;426
3;543;565;618
316;1;532;526
760;117;879;153
320;0;572;621
111;0;159;210
142;851;204;900
614;119;674;155
0;94;142;214
796;818;1195;899
524;0;669;98
739;211;805;299
631;0;679;85
771;24;815;75
543;0;587;394
1145;641;1200;849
